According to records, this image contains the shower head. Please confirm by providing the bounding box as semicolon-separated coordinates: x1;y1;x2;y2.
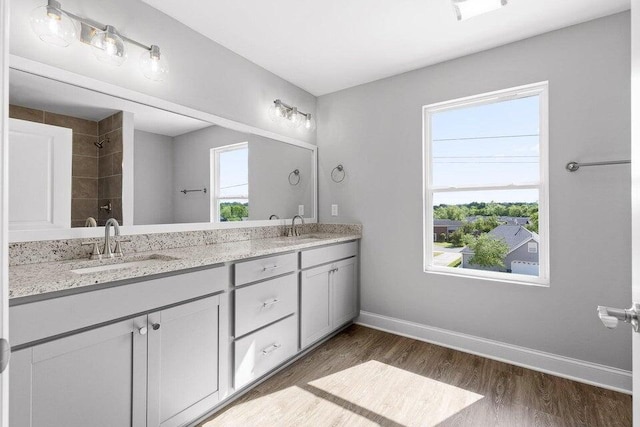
94;137;110;149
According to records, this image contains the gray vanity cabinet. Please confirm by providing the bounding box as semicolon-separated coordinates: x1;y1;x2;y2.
301;242;359;349
10;315;148;427
147;295;221;427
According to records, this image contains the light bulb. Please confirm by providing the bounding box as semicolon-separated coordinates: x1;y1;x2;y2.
91;25;127;66
287;107;303;129
304;114;316;132
140;45;169;81
29;1;77;47
268;100;286;123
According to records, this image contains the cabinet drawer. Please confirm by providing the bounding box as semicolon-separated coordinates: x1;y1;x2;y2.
235;252;297;286
235;274;297;337
301;241;358;269
234;315;297;389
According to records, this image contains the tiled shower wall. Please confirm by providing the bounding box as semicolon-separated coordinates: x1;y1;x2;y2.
9;105;124;227
97;112;123;226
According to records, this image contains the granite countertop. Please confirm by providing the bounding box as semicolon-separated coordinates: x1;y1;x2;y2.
9;233;360;301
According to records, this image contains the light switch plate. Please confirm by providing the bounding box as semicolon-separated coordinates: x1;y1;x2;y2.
298;205;304;215
331;204;338;216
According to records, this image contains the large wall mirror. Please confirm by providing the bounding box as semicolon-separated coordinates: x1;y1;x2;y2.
8;63;317;241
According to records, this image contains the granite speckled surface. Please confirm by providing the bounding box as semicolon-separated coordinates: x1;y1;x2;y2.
9;227;361;300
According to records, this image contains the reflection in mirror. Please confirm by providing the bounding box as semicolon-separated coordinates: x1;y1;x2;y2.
8;68;316;235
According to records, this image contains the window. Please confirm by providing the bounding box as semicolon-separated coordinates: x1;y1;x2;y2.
211;142;249;222
423;82;549;285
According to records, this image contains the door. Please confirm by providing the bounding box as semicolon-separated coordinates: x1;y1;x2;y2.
147;295;221;427
9;316;147;427
332;257;359;328
8;119;72;230
0;1;9;426
301;264;332;348
632;0;640;423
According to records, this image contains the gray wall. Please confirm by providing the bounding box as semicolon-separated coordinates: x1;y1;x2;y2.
171;126;314;223
133;130;174;225
317;13;632;370
9;0;316;144
172;126;247;223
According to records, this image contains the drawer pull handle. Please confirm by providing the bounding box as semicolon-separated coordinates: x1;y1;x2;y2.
262;343;282;355
262;298;280;308
262;265;280;272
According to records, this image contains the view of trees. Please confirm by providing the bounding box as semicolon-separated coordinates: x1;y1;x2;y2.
220;202;249;221
434;202;539;233
464;234;509;268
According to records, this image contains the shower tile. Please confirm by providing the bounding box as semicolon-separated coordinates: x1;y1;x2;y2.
71;198;98;221
45;112;97;136
99;129;123;157
73;134;99;157
72;177;98;199
98;154;113;178
9;105;44;123
72;155;98;178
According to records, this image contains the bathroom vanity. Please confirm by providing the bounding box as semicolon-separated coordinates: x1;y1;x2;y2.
8;231;360;427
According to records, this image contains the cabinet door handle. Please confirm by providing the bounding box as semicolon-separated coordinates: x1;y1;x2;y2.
152;323;161;330
138;327;148;335
262;265;280;272
261;343;282;355
262;298;280;308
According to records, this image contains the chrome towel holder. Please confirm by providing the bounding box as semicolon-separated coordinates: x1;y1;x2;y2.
331;164;345;183
180;187;207;194
288;169;300;185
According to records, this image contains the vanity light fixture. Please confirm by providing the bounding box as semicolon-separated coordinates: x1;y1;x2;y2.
452;0;508;21
30;0;169;80
268;100;316;132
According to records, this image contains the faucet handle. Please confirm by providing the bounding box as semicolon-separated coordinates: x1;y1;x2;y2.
82;241;102;260
114;238;131;257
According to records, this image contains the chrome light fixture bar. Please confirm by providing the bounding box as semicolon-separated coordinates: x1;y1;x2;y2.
30;0;169;81
268;99;316;132
452;0;508;21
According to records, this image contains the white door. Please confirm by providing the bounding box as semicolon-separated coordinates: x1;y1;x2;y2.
0;1;10;426
633;0;640;423
8;119;72;230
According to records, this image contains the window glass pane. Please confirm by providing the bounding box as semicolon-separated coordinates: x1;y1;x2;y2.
431;189;540;277
219;199;248;222
431;96;539;187
219;146;248;198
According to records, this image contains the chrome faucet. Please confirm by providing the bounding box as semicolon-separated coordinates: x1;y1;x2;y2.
289;215;305;237
103;218;130;258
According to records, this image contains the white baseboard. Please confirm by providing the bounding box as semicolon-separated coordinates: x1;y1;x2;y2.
356;311;632;395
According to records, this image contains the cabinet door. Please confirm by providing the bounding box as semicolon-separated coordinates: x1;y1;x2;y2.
332;257;359;327
10;316;147;427
147;295;221;427
301;264;333;348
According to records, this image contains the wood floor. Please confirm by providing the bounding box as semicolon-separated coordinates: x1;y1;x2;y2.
200;325;632;427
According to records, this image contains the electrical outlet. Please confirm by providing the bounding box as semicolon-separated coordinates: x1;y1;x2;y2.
298;205;304;215
331;204;338;216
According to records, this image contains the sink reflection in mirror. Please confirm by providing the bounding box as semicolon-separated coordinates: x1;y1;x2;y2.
8;68;316;238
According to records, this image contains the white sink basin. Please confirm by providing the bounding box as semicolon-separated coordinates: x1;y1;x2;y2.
70;255;178;275
273;234;324;244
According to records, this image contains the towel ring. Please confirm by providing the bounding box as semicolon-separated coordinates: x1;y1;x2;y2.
331;164;345;183
288;169;300;185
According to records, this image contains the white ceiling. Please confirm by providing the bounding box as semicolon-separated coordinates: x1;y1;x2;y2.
10;69;212;137
142;0;630;96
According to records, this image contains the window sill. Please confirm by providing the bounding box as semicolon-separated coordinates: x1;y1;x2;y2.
424;265;550;287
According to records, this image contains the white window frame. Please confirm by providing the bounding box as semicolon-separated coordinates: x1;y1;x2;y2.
210;142;249;223
422;82;550;286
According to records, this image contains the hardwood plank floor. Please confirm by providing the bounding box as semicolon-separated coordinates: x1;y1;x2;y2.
200;325;631;427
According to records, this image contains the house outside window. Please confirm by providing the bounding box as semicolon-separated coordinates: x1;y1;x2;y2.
211;142;249;222
423;82;549;285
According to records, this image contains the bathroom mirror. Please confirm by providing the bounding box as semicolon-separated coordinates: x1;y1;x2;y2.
7;65;316;241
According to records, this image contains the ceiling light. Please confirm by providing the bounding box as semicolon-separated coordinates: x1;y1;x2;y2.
30;1;168;81
91;25;126;66
268;100;315;133
452;0;508;21
29;0;77;47
140;45;169;81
